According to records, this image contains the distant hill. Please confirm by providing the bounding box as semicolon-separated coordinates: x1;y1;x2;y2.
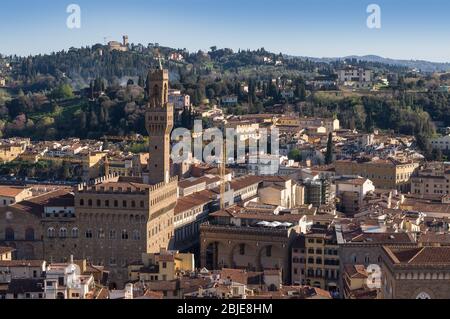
302;54;450;73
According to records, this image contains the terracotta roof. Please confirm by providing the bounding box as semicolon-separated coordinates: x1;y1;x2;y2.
344;264;368;279
142;290;164;299
219;268;248;285
384;246;450;265
0;260;45;267
146;280;178;291
229;175;263;191
94;287;110;299
10;189;74;217
419;233;450;245
174;190;214;215
0;246;15;255
402;197;450;214
349;232;415;244
0;186;28;197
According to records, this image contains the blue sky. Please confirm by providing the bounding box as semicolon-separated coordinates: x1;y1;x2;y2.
0;0;449;62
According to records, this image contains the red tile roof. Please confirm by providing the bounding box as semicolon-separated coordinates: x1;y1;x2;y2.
10;189;74;217
0;260;45;267
384;246;450;265
0;246;15;255
344;264;368;279
0;186;28;197
174;190;215;215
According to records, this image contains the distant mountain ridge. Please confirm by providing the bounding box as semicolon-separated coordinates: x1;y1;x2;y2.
300;54;450;73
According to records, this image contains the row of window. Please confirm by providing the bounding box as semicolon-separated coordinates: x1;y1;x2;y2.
77;213;146;223
305;248;339;255
293;257;339;265
174;207;204;223
4;227;34;241
350;254;382;264
47;227;141;240
306;269;340;279
79;199;145;209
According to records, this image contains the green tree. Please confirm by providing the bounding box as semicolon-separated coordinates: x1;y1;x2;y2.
51;84;74;100
325;133;334;165
288;148;302;162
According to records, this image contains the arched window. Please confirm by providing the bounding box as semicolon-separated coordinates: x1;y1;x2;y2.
132;230;140;240
109;230;116;240
25;228;35;241
85;229;93;239
47;228;55;238
59;228;67;238
79;199;84;206
5;227;14;241
72;228;79;238
131;201;136;208
121;230;128;240
98;229;105;239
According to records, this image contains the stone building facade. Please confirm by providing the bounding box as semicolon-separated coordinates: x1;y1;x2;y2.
336;226;416;298
199;207;301;283
0;66;178;288
381;245;450;299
